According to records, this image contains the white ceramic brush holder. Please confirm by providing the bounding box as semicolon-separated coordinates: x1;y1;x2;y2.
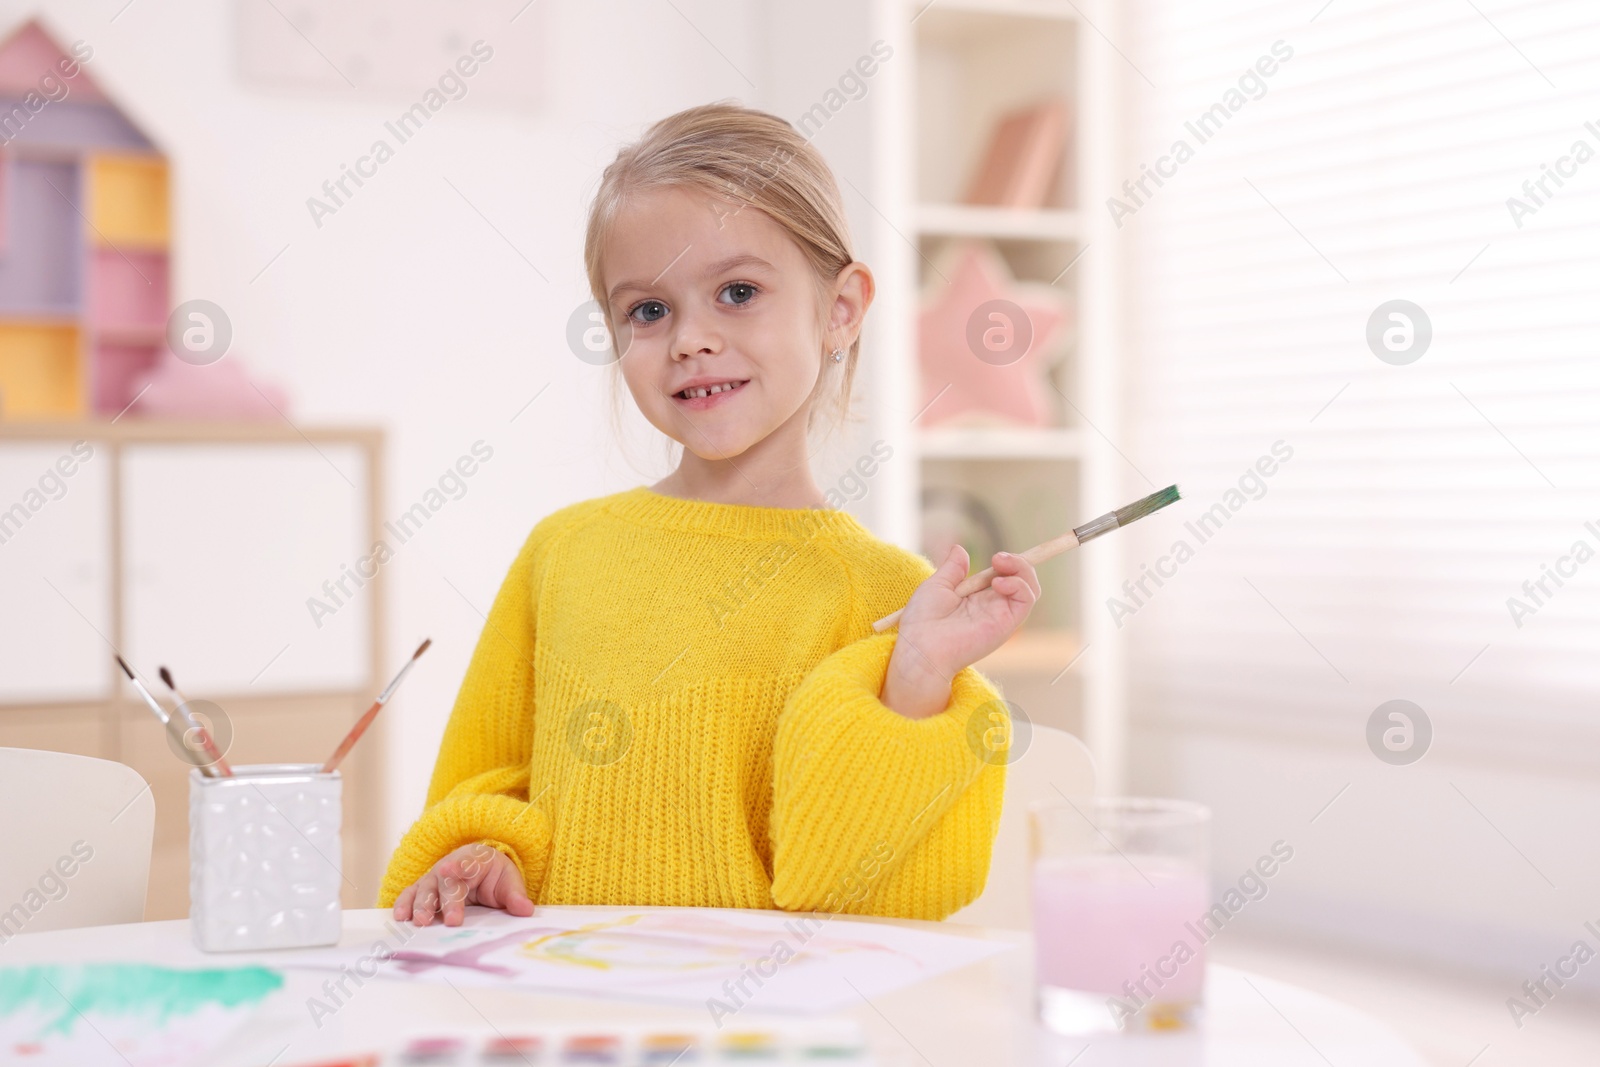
189;763;343;952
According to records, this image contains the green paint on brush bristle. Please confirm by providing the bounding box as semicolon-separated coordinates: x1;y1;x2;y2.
0;963;283;1035
1114;484;1181;527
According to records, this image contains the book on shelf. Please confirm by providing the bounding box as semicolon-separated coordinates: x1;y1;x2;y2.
962;96;1070;210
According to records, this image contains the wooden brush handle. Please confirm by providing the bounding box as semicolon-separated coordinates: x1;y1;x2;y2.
871;529;1082;632
172;702;232;777
321;641;429;774
322;698;383;774
198;730;233;777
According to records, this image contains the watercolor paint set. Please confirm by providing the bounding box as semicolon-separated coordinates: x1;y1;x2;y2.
287;1021;876;1065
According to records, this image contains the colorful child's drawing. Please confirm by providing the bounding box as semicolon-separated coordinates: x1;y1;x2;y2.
286;906;1009;1013
0;963;283;1067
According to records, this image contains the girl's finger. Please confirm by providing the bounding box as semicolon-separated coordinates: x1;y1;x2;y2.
438;872;467;927
503;878;535;917
992;552;1042;600
992;575;1038;610
412;873;439;927
1015;557;1042;600
393;883;417;921
474;856;507;905
481;859;534;917
929;543;970;591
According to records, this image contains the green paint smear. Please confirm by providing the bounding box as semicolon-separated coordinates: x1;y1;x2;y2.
0;963;283;1036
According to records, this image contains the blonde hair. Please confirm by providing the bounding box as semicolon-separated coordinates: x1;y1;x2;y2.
583;100;862;456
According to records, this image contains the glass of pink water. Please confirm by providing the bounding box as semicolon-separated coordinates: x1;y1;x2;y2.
1030;797;1211;1036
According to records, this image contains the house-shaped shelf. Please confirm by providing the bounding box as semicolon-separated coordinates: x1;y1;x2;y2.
0;17;169;419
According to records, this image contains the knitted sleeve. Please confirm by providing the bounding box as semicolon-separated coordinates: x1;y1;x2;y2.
768;548;1009;921
376;505;586;908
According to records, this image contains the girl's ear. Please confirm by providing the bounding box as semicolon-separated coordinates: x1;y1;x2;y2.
829;261;875;346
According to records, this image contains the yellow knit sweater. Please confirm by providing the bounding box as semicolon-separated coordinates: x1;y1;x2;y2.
378;486;1010;920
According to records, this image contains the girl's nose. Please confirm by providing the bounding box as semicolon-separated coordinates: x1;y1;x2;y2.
670;307;722;361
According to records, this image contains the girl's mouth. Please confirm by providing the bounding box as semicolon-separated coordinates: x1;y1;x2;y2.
672;379;749;410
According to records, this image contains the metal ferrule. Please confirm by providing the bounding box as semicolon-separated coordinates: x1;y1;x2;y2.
1073;512;1120;545
376;658;417;704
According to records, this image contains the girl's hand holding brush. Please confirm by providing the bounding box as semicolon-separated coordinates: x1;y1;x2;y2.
880;544;1042;720
876;486;1182;720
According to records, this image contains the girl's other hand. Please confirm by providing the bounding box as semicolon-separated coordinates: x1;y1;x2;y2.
881;545;1041;719
392;842;534;926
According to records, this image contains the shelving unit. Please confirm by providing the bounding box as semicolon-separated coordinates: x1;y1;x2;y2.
0;20;171;420
0;420;388;919
915;203;1081;241
0;19;394;919
918;425;1082;460
867;0;1127;788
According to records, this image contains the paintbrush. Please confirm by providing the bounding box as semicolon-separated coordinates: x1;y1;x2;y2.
321;638;432;774
872;485;1183;632
115;655;222;778
159;665;233;777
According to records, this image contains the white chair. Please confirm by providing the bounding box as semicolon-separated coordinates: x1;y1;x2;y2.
948;724;1095;929
0;747;155;936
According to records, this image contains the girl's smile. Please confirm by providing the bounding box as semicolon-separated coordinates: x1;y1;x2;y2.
671;376;750;410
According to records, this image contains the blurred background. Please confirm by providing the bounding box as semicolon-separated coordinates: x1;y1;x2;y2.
0;1;1596;1061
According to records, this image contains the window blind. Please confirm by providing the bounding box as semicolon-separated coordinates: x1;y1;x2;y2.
1118;0;1600;749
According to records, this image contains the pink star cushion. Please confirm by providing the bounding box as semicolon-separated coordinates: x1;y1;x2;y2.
916;240;1071;428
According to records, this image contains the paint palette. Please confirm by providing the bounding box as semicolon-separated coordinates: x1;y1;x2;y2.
287;1021;875;1065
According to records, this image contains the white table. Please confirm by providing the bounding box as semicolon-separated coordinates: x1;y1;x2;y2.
2;907;1426;1066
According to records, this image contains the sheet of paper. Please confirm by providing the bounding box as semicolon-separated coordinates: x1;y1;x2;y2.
283;906;1013;1014
0;963;284;1067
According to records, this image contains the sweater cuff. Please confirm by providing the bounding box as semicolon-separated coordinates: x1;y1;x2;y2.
770;631;1004;910
786;630;1000;744
376;793;550;908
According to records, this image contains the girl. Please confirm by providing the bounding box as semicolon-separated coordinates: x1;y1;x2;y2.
382;101;1041;926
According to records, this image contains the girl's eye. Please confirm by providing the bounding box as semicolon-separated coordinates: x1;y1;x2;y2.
626;283;755;323
627;300;668;325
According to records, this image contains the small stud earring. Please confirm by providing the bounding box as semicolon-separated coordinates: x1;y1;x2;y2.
830;347;844;363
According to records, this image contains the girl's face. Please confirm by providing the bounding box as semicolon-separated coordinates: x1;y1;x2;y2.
602;185;856;464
